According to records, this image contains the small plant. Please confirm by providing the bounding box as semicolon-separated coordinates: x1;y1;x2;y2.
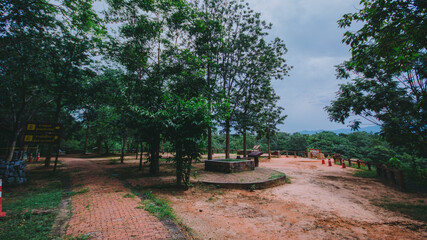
137;191;176;220
249;184;256;191
240;178;245;182
192;171;199;179
68;187;90;196
269;172;285;180
123;193;136;198
108;159;119;165
85;204;90;210
64;234;92;240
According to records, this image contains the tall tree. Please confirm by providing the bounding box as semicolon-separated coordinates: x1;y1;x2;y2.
255;91;286;159
206;0;290;159
107;0;194;174
326;0;426;157
0;0;103;163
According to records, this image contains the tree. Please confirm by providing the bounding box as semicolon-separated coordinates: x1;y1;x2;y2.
326;0;426;157
256;92;286;159
106;0;192;174
0;0;103;163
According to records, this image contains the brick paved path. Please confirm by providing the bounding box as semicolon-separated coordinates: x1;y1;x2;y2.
63;157;172;240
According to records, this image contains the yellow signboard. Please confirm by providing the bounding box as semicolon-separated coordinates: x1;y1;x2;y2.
24;122;62;145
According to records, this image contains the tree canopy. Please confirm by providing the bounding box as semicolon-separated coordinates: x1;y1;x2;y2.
326;0;426;157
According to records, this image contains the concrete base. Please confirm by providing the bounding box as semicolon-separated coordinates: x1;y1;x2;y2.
205;159;255;173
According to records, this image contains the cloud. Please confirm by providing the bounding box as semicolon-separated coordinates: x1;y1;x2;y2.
244;0;361;132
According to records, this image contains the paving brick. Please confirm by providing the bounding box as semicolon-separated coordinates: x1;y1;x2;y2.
64;158;171;239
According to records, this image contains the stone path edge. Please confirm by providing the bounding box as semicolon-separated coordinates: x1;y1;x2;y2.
199;174;287;190
50;168;72;239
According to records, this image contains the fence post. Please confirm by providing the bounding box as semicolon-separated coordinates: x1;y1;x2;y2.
348;159;352;167
388;169;395;186
376;164;381;176
294;151;297;158
357;160;361;169
286;151;288;158
397;170;405;191
367;162;371;171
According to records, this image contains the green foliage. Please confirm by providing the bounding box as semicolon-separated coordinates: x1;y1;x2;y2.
268;172;285;180
373;200;427;223
138;191;176;220
122;193;136;198
68;187;90;196
353;169;378;178
326;0;426;157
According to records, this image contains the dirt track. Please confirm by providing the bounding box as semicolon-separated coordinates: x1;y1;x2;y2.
152;157;427;240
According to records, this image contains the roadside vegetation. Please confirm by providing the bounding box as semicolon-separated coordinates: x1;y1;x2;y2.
0;166;67;239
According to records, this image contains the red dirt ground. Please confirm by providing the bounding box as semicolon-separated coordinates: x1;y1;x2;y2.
62;155;427;239
152;156;427;240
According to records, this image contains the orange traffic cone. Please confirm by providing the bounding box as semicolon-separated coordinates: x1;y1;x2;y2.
29;154;33;163
0;179;6;217
342;161;347;168
322;159;325;164
328;158;332;167
37;153;40;162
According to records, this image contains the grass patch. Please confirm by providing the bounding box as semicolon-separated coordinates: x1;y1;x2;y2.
108;159;119;165
269;172;285;180
123;193;136;198
136;191;176;220
64;234;91;239
353;169;378;178
374;200;427;222
215;159;246;162
0;170;67;239
68;187;90;196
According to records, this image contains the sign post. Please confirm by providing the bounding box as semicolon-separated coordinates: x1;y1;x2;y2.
308;149;322;159
23;123;62;172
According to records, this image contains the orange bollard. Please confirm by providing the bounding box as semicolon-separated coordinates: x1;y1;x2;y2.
342;161;347;168
322;159;325;164
37;153;40;162
328;158;332;166
29;153;33;163
0;179;6;217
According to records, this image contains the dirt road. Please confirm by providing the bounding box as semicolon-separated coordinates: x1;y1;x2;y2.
154;157;426;239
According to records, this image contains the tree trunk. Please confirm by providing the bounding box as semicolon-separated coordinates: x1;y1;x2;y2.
97;136;102;154
104;141;110;154
120;135;127;164
267;136;271;160
243;129;247;157
139;142;143;170
149;133;160;175
45;96;62;167
225;119;230;159
135;142;139;159
83;125;89;154
207;128;213;160
176;144;183;186
6;130;20;162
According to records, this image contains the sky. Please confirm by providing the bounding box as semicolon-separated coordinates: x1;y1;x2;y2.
245;0;363;133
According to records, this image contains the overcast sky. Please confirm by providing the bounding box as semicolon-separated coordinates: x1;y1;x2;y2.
245;0;362;132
